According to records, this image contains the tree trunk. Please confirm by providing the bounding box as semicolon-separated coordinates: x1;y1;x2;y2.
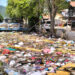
50;0;55;36
47;0;57;36
50;15;55;36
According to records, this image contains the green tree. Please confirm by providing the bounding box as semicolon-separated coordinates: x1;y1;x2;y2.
46;0;69;36
7;0;44;23
0;14;3;22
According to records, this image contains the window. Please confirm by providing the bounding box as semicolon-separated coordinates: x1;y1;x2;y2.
72;21;75;28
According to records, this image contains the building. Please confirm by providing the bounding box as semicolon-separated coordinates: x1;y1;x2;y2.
69;0;75;20
43;13;65;26
68;0;75;30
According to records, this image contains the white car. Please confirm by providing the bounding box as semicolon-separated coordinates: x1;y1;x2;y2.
43;20;51;29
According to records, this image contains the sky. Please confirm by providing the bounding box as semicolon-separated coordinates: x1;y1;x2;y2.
0;0;7;7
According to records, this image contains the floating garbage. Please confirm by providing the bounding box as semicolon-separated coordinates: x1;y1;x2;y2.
0;32;74;75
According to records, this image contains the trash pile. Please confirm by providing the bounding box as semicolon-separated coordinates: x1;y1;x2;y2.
0;23;8;28
0;32;74;75
0;23;19;29
8;23;20;28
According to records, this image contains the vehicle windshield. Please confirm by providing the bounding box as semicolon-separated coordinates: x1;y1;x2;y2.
47;21;51;24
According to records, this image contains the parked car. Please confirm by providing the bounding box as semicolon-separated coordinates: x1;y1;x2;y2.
41;19;51;32
44;20;51;29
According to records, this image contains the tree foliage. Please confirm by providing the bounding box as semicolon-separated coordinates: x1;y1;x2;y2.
0;14;3;22
7;0;44;19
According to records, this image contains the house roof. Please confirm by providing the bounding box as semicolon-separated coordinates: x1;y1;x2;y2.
70;1;75;7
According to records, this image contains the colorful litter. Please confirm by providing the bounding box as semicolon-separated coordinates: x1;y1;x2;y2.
0;32;74;75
